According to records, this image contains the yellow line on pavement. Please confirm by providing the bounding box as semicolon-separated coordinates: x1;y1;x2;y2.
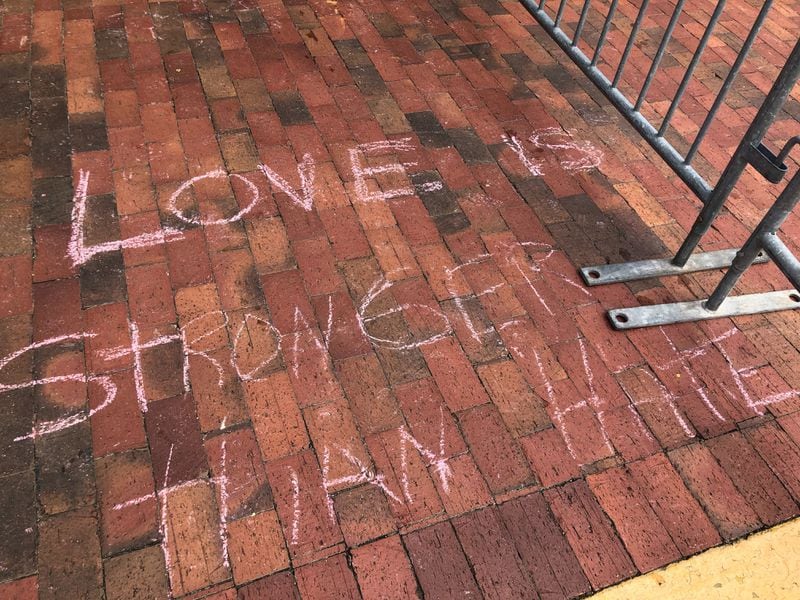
591;518;800;600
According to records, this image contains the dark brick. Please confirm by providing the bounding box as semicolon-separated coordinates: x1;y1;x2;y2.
333;39;372;68
271;90;313;125
503;52;540;81
468;43;504;70
407;111;451;148
96;29;128;61
80;251;127;307
38;509;104;600
36;421;96;515
449;128;494;164
0;471;36;579
70;112;109;152
31;64;66;99
350;65;390;97
32;177;74;226
145;394;209;489
370;13;403;38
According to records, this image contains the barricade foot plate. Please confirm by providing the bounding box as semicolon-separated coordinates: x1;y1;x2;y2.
607;289;800;329
580;249;769;286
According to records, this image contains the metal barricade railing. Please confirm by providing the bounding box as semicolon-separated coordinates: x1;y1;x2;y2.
519;0;800;329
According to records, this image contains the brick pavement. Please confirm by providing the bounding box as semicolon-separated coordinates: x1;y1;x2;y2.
2;0;800;598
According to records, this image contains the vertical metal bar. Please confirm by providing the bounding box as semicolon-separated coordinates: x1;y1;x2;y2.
519;0;713;201
612;0;651;88
592;0;620;66
658;0;727;137
706;170;800;310
674;37;800;267
572;1;592;46
634;0;686;112
555;0;568;27
685;0;774;164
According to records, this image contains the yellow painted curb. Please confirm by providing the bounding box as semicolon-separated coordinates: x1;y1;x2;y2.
590;519;800;599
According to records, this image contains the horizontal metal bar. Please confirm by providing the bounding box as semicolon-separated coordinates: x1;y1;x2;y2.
519;0;713;203
761;234;800;291
579;249;768;286
607;290;800;329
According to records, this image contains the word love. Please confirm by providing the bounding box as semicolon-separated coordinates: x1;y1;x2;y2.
68;137;423;267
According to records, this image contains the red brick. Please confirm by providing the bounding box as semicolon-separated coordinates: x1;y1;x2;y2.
628;454;721;556
266;449;344;563
420;337;489;411
237;571;300;600
240;372;308;461
588;466;681;573
669;443;762;540
365;428;444;527
303;401;371;493
245;216;294;274
226;510;288;584
0;255;32;318
211;248;263;311
333;484;396;546
544;480;636;589
394;378;466;459
205;427;273;523
498;493;592;599
33;225;75;283
33;278;83;341
261;269;316;334
126;263;176;326
145;393;208;489
95;449;158;555
0;577;37;600
84;302;132;374
188;346;247;431
293;237;343;296
295;554;360;600
745;421;800;502
453;507;538;598
460;403;534;494
135;69;171;104
104;90;140;128
351;536;419;599
89;369;146;457
706;432;798;526
166;229;214;288
162;481;230;596
335;353;403;434
404;521;481;598
434;453;493;516
478;360;550;437
311;291;371;360
119;212;169;267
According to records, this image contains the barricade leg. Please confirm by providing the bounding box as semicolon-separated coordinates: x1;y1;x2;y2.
606;171;800;329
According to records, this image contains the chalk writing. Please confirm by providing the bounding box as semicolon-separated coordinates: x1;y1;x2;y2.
504;127;603;177
69;170;185;267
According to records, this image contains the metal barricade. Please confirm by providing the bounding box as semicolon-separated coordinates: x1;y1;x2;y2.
519;0;800;329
